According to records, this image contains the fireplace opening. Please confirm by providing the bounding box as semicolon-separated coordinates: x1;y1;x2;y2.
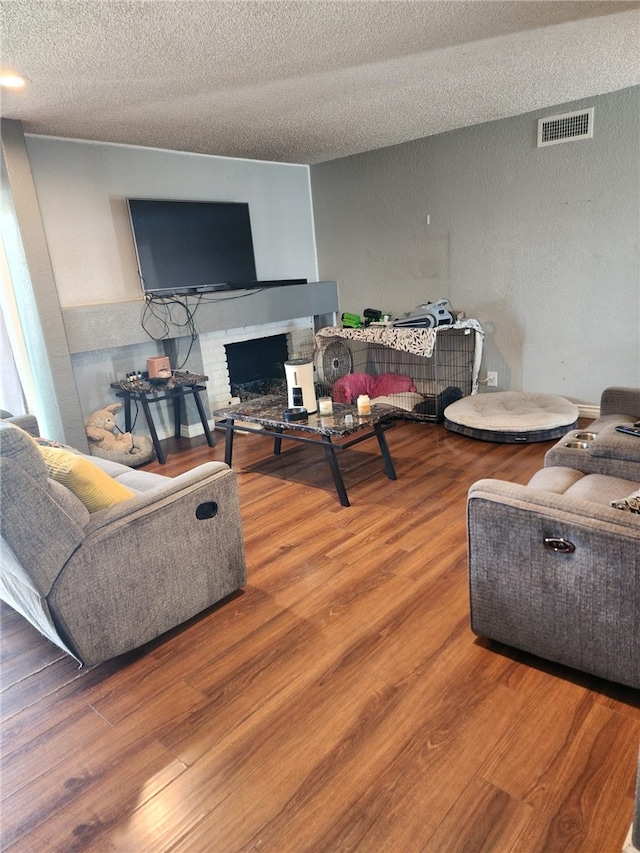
226;334;289;401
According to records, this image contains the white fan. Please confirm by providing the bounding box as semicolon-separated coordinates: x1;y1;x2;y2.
314;339;352;390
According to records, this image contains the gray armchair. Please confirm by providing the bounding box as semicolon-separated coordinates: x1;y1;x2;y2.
0;419;247;666
467;387;640;690
467;469;639;688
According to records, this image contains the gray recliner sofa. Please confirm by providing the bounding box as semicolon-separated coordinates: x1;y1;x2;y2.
544;386;640;480
466;387;640;690
0;417;247;666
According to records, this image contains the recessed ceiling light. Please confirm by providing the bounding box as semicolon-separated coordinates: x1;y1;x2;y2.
0;73;28;89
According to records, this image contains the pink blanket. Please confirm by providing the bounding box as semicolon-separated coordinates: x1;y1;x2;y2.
332;372;417;404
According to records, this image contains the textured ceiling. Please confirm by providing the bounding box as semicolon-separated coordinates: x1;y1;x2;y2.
1;0;639;164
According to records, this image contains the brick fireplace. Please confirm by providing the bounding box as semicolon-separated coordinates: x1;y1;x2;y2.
198;316;317;429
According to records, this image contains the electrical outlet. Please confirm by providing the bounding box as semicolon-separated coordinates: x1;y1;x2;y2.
487;371;498;387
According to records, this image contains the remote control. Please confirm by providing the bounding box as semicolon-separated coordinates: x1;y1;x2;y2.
615;425;640;438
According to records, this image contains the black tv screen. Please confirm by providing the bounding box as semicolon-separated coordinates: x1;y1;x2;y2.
127;198;258;295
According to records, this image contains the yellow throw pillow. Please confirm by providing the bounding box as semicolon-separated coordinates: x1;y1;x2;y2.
38;446;135;512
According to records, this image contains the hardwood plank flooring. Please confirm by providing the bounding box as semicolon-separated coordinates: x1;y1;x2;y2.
1;419;639;852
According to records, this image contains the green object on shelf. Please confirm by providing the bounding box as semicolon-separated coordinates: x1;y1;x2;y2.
341;312;362;328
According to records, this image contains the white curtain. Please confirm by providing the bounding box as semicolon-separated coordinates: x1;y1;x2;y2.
0;236;37;416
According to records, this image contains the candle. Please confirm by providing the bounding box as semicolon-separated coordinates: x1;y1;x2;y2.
357;394;371;416
319;396;333;415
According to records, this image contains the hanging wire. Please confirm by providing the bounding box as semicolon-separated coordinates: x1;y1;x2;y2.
141;289;270;370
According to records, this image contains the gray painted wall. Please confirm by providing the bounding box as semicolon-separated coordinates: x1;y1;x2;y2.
17;137;319;433
25;137;318;307
311;87;640;405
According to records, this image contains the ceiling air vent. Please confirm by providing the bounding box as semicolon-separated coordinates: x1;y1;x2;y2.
537;108;594;147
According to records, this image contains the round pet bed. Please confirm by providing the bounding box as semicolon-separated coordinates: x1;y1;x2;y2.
88;436;156;468
444;391;579;443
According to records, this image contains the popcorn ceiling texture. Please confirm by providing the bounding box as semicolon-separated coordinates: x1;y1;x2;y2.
1;0;639;164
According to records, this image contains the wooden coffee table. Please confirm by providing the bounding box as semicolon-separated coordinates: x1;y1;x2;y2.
213;395;398;506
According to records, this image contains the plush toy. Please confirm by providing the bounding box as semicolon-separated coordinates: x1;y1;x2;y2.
85;404;134;452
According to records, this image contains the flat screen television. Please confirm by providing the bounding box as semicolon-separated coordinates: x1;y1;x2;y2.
127;198;260;296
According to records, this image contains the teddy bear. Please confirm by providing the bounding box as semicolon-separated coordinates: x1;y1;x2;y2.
85;404;134;452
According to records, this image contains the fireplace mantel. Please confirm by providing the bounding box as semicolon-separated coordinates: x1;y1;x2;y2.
62;281;338;354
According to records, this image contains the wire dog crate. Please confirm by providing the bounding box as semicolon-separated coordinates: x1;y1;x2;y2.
315;321;483;422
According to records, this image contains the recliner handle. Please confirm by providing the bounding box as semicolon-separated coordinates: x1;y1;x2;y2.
544;536;575;554
196;501;218;520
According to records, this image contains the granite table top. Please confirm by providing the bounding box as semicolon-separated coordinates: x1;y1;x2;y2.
213;395;399;437
111;371;208;395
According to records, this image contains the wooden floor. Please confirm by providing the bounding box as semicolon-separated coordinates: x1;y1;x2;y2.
2;419;639;852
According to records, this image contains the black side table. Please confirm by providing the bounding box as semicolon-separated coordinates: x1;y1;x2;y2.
110;381;215;464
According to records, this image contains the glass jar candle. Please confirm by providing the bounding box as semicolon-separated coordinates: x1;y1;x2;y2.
357;394;371;416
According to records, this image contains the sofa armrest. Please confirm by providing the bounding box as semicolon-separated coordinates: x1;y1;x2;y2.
467;478;640;689
1;414;40;437
600;387;640;419
468;479;640;535
48;462;247;666
85;461;232;532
